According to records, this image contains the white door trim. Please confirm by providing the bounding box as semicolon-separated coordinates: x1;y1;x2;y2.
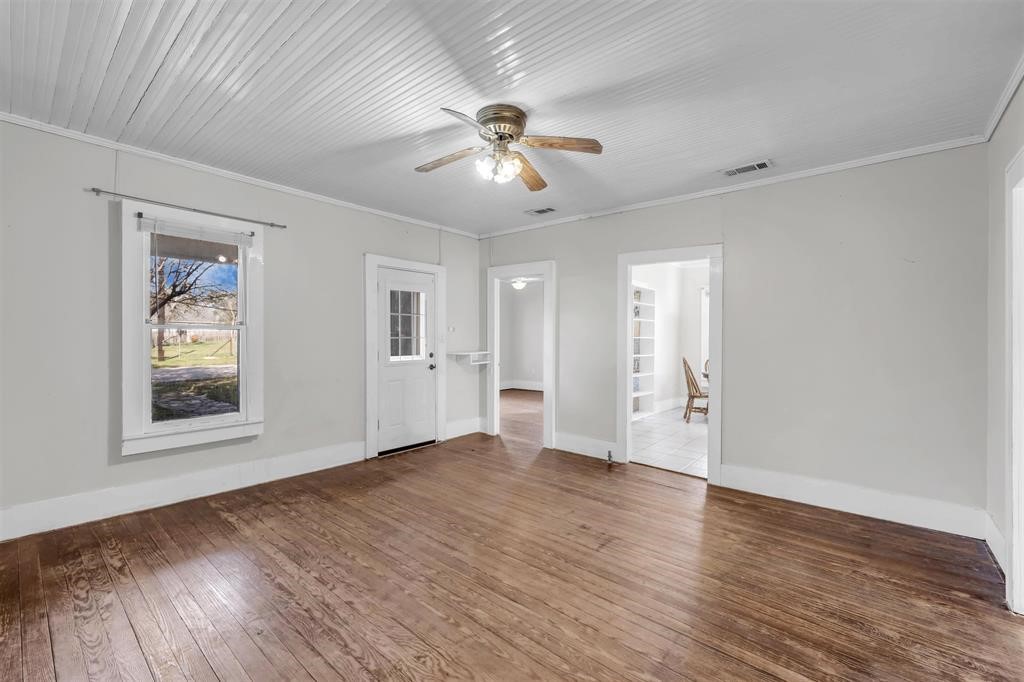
365;254;447;458
1007;144;1024;613
616;245;723;484
486;261;557;448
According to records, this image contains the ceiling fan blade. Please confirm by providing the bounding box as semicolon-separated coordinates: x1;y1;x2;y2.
520;135;603;154
512;152;547;191
440;108;493;138
415;146;486;172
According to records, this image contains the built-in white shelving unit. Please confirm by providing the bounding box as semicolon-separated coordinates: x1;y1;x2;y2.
631;284;655;421
448;350;490;365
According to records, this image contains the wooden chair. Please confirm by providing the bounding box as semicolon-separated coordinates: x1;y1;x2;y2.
683;357;709;423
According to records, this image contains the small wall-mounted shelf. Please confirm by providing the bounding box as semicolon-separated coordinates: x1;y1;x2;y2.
449;350;490;365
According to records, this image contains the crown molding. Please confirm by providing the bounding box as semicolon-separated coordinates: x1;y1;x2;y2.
985;48;1024;141
5;39;1021;245
479;134;986;239
0;112;479;240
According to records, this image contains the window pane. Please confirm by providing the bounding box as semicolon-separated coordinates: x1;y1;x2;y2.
400;314;412;337
151;328;239;422
390;314;400;337
150;233;239;325
400;338;412;356
412;292;422;314
400;291;412;314
390;338;400;357
390;290;399;314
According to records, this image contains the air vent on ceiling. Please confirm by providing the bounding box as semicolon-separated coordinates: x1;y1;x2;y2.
721;160;772;177
525;207;556;215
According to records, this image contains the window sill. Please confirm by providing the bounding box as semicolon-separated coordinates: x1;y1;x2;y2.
122;420;264;456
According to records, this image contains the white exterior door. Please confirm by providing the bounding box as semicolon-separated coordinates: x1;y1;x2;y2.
377;268;437;453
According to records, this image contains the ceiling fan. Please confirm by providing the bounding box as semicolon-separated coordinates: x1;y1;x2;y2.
414;104;603;191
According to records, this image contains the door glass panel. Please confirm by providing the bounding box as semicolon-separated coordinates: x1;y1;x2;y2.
151;328;239;422
388;289;426;361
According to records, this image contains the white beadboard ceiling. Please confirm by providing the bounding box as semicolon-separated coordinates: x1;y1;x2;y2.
1;0;1023;236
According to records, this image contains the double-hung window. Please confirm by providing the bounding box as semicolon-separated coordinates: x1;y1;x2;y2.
121;200;264;455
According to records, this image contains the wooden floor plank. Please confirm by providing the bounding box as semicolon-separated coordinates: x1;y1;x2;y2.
18;538;57;682
36;530;90;680
2;390;1022;680
0;540;23;680
181;499;465;681
71;525;156;681
90;518;218;682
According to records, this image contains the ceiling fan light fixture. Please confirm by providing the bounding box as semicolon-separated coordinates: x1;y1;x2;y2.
416;104;600;192
476;151;522;184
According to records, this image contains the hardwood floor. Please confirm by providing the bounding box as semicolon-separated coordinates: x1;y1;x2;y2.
1;391;1020;680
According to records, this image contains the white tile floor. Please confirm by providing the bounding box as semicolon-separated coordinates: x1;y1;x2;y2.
631;408;707;478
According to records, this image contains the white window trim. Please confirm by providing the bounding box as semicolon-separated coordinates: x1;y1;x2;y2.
121;199;264;456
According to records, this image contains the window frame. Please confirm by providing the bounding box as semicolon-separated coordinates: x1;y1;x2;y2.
386;286;428;362
121;199;264;456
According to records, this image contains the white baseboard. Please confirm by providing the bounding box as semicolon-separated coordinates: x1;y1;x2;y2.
446;417;483;439
653;396;684;414
719;464;986;539
986;512;1008;572
0;441;365;542
555;431;618;462
499;380;543;391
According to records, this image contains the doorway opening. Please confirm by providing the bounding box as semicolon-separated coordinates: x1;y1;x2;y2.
498;277;545;445
628;261;712;477
486;261;556;449
617;246;722;483
364;255;447;458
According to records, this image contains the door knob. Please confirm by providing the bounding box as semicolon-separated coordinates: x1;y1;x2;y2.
428;363;436;371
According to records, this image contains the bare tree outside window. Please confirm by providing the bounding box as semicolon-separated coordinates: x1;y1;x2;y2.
149;233;241;421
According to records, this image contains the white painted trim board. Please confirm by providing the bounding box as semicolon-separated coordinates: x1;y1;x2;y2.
719;464;985;539
446;417;484;439
987;513;1008;575
4;33;1022;248
0;441;366;542
555;432;616;461
0;112;479;239
500;380;544;391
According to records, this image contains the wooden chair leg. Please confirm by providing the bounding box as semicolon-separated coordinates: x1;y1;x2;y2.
684;397;693;423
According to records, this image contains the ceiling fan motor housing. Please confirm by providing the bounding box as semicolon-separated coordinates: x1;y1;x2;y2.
476;104;526;142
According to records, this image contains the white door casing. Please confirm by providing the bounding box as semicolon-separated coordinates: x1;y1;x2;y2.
1007;143;1024;613
616;245;723;484
486;261;557;449
378;269;437;452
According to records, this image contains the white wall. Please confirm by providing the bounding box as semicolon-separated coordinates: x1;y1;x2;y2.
0;121;481;527
499;280;544;390
987;81;1024;545
483;143;989;514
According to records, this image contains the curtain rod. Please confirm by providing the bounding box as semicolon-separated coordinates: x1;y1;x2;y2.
87;187;287;229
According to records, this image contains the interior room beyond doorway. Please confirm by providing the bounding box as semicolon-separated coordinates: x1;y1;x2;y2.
499;277;544;446
630;260;711;478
